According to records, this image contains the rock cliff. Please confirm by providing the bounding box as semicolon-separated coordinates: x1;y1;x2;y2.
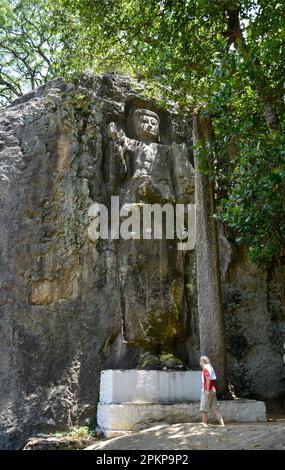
0;74;284;449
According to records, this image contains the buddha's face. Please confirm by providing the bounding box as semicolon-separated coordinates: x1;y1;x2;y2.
134;110;159;142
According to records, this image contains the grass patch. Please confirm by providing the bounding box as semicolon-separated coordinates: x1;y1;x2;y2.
51;426;98;439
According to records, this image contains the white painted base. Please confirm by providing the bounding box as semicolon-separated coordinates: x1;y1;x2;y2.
97;370;267;437
99;369;201;403
98;400;267;437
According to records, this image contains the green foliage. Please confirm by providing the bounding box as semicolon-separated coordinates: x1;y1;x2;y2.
51;426;97;439
0;0;57;104
54;0;285;265
218;132;285;266
1;0;284;266
54;1;285;267
205;40;285;266
65;91;92;116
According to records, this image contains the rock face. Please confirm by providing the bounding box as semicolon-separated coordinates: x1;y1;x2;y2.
0;74;197;449
0;74;284;449
221;240;285;400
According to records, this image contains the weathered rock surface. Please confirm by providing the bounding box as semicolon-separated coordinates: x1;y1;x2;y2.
0;74;197;449
0;74;284;449
221;241;285;400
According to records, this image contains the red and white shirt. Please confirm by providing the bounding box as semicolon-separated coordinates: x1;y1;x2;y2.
202;363;217;392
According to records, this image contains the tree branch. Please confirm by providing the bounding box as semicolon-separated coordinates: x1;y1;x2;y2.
224;6;279;132
0;74;22;97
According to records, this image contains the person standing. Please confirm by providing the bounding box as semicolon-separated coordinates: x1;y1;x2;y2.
199;356;225;426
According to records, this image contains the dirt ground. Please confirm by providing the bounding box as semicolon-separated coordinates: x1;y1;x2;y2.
86;420;285;450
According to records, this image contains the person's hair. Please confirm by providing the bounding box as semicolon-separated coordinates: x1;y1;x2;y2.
199;355;211;365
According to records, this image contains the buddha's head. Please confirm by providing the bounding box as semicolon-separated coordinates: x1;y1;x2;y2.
133;109;160;142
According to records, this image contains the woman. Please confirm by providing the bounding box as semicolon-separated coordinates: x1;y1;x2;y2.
199;355;225;426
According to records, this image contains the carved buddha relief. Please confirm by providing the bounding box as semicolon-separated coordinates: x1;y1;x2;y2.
88;105;195;361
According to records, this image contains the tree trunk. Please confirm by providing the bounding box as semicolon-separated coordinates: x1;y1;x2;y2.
193;107;228;395
224;6;281;133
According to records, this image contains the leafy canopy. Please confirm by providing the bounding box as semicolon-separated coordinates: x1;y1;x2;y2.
1;0;284;266
0;0;57;104
58;0;285;267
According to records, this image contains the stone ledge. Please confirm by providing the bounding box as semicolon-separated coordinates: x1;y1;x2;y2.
98;400;267;436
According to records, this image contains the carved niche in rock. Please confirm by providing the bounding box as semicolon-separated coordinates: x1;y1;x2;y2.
89;104;196;358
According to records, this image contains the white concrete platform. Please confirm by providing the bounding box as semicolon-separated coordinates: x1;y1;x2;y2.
98;401;267;437
99;369;201;403
97;370;267;437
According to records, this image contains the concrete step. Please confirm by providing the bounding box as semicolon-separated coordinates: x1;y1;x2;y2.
98;400;267;437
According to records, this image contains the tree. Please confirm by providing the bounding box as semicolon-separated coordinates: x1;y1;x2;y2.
0;0;65;105
193;107;228;393
58;0;285;268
